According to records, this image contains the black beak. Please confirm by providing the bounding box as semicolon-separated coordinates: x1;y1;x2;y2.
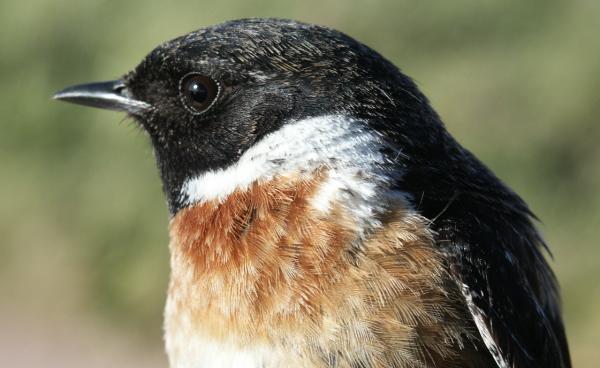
53;79;150;112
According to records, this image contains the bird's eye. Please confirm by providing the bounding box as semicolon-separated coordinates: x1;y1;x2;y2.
179;73;219;114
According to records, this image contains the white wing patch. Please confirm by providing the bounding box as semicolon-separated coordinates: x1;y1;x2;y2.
460;283;511;368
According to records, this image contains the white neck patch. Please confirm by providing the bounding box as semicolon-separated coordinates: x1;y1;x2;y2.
179;115;403;233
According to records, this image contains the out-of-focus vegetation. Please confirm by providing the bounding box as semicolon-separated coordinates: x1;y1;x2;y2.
1;0;598;366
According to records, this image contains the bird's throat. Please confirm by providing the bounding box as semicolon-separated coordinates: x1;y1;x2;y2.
166;170;355;336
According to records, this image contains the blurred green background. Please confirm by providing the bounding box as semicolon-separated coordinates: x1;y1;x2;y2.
1;0;598;366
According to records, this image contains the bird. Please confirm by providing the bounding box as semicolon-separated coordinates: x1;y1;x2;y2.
54;18;570;368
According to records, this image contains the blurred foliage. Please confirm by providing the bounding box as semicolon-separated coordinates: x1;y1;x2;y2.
0;0;598;366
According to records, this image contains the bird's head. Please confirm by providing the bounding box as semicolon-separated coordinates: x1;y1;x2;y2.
55;18;454;215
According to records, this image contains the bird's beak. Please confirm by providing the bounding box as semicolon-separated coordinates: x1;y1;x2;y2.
53;79;150;113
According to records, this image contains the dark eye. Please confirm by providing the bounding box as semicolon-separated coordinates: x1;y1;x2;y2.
179;73;219;114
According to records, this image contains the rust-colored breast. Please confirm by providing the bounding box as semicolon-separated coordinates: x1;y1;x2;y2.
166;172;493;367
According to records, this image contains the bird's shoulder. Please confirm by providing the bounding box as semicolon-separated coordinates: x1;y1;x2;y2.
397;143;572;368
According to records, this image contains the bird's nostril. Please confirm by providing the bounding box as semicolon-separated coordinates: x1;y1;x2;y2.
113;82;127;95
112;81;136;100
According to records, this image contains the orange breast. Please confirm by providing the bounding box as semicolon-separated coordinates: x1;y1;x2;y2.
165;171;493;367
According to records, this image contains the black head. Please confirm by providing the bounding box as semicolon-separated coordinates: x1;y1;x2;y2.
54;18;452;213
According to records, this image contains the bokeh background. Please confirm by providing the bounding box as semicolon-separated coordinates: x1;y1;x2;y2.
1;0;598;366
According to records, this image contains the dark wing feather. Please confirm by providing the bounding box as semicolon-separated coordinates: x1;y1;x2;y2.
440;209;571;368
403;150;571;368
359;61;571;367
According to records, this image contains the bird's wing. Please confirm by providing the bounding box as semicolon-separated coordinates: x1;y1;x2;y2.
435;207;571;368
